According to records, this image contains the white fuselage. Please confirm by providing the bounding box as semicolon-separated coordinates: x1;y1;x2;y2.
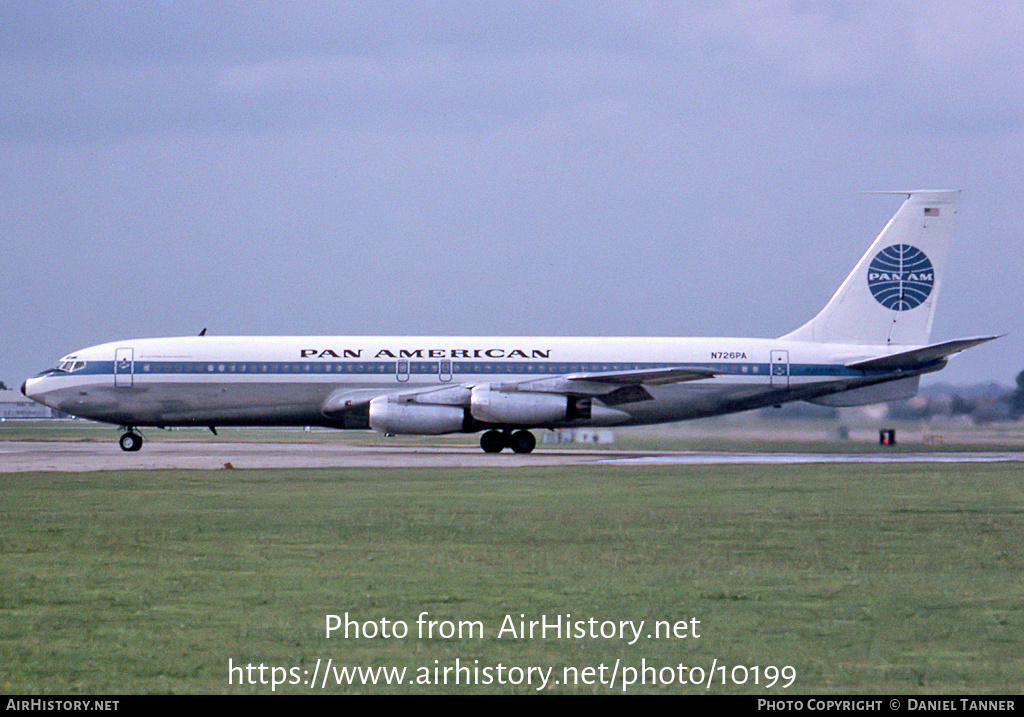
22;334;926;431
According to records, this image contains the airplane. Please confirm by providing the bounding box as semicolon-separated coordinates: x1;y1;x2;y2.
22;190;998;454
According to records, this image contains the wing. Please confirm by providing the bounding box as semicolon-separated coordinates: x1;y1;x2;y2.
321;364;719;428
565;365;718;385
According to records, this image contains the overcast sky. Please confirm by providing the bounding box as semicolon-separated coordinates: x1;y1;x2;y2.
2;1;1021;387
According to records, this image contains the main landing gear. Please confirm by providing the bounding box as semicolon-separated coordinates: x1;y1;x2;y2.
119;430;143;452
480;429;536;454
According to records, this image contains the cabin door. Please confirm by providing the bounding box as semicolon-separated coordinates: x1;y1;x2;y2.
770;350;790;388
114;347;134;388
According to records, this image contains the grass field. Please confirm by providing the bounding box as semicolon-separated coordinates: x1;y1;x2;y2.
2;459;1023;694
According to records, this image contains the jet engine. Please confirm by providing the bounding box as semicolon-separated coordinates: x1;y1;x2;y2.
469;385;590;426
368;397;466;435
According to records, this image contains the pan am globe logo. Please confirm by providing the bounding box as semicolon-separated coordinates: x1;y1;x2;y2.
867;244;934;311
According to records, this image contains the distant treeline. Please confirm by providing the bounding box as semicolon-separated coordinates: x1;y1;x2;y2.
765;371;1024;424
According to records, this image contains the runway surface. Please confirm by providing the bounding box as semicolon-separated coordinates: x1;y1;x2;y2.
2;441;1023;472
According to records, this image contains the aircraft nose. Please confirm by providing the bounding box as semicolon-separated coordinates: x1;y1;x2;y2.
21;380;27;396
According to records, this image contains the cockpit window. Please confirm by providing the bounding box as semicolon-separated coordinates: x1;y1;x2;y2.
57;360;86;373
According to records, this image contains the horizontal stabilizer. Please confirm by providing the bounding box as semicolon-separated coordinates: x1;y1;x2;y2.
568;366;717;385
846;335;1001;371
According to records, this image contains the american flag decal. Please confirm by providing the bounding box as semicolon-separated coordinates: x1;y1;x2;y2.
924;207;940;216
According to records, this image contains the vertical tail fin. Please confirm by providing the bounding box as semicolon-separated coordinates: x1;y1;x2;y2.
781;190;960;346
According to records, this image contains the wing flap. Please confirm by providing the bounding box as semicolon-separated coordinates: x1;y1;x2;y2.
566;366;718;385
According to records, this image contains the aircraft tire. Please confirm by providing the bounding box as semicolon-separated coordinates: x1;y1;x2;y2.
480;430;506;453
509;430;536;454
119;432;143;452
